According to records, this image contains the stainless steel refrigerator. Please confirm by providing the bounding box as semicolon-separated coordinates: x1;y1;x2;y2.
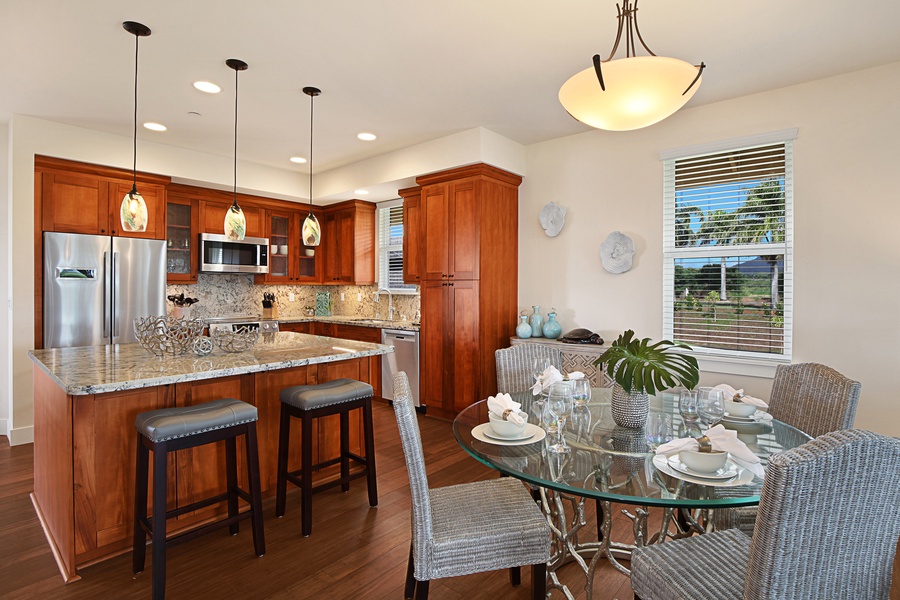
43;232;167;348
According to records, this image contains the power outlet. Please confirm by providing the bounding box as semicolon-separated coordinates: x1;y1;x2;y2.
357;292;362;302
289;293;295;302
340;293;345;302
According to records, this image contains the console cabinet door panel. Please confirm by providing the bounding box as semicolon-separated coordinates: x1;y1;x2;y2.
448;180;479;281
449;280;480;411
422;185;450;281
420;281;447;410
402;193;423;284
42;172;109;235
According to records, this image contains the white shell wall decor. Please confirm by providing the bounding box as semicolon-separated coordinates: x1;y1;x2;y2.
539;202;567;237
600;231;636;274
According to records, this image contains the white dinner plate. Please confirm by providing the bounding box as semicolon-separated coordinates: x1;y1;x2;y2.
722;411;772;424
668;455;739;480
482;426;536;442
652;454;755;487
471;423;546;446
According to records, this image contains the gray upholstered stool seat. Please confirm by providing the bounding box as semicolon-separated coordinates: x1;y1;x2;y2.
133;398;265;600
135;398;258;442
276;378;378;537
280;378;374;410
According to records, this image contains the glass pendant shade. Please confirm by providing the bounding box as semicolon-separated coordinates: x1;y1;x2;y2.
302;212;321;246
120;186;148;232
224;201;247;241
559;56;702;131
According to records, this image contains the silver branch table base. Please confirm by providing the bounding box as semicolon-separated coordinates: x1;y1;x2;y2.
537;480;712;598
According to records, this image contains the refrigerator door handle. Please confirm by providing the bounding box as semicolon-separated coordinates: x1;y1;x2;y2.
103;251;111;339
112;251;119;338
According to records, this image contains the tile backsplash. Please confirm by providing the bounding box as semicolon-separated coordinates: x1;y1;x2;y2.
167;274;420;321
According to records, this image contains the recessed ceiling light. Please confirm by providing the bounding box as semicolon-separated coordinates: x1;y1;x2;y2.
143;122;167;131
193;81;221;94
354;189;370;195
290;156;308;164
357;132;377;141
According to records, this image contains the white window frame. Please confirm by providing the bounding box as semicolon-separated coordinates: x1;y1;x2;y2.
376;198;417;294
661;129;797;377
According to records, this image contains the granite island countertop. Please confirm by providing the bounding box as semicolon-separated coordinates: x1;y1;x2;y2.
275;315;419;332
28;331;393;396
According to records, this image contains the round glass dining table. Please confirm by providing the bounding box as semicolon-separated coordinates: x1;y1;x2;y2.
452;388;811;596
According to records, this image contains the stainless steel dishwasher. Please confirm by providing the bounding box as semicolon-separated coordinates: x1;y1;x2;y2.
381;329;420;408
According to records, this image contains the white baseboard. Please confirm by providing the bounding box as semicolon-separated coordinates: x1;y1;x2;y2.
8;425;34;446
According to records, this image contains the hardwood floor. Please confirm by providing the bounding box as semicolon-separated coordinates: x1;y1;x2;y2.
1;403;897;599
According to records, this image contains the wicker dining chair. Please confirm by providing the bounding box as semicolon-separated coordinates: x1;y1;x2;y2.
494;344;563;394
391;372;551;600
714;362;861;535
632;429;900;600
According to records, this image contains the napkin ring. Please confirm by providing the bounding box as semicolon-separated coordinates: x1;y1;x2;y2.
696;435;713;453
502;409;513;420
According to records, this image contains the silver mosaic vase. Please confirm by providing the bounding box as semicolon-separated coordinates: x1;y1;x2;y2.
611;383;649;429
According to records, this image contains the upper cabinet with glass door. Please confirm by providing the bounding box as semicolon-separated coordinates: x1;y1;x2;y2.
165;195;198;283
256;208;322;284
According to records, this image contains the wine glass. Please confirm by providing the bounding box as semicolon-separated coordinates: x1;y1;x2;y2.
644;412;673;450
698;388;726;427
572;378;591;407
532;357;551;387
678;389;699;425
546;382;573;451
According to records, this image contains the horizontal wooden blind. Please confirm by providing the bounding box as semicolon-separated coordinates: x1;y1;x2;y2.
663;140;793;360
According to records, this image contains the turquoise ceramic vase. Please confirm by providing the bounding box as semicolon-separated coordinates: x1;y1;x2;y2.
542;311;562;339
529;306;543;338
515;314;532;339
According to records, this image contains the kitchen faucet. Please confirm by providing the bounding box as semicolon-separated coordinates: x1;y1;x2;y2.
376;288;394;321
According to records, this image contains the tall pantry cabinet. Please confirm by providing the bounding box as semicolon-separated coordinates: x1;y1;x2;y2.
412;164;521;418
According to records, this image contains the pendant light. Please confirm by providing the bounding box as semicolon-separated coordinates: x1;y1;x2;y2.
224;59;248;241
301;87;322;247
120;21;151;233
558;0;705;131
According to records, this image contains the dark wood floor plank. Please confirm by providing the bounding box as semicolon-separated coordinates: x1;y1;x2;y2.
4;402;896;599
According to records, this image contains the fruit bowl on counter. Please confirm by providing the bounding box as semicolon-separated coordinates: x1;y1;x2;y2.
211;326;260;353
133;316;205;356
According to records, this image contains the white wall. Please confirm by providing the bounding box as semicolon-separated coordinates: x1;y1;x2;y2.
518;61;900;436
0;122;9;437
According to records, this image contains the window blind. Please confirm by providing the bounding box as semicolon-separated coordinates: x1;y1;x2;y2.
377;200;415;292
663;140;793;359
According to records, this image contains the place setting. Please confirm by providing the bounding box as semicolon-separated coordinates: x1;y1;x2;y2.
471;392;546;446
713;383;772;424
651;424;765;487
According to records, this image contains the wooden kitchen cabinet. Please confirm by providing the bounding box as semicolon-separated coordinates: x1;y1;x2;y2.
165;195;199;283
420;279;480;413
321;200;376;285
198;197;263;239
400;186;423;284
413;164;522;417
36;156;169;239
258;208;323;284
279;321;312;334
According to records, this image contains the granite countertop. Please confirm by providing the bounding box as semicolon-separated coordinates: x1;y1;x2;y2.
28;331;393;396
277;315;419;332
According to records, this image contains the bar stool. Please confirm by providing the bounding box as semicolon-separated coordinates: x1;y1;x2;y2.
276;378;378;536
133;398;265;600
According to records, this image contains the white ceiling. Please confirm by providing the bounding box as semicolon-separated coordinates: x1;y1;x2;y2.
3;0;900;200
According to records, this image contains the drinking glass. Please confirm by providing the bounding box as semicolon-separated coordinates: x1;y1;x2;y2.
644;412;673;449
546;382;573;451
570;402;592;440
545;440;571;483
532;357;551;387
698;388;726;426
572;379;591;407
678;389;699;425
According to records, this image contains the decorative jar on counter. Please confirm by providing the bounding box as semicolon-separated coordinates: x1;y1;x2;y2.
542;310;562;339
529;306;544;338
515;313;532;338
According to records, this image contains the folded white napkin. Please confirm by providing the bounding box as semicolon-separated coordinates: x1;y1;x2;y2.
714;383;769;410
566;371;586;380
532;365;563;395
487;393;525;425
656;424;765;479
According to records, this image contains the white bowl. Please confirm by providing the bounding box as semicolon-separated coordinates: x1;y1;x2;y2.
279;244;289;255
725;400;757;418
488;411;528;438
679;449;728;473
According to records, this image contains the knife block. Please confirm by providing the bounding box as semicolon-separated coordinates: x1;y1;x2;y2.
263;305;278;319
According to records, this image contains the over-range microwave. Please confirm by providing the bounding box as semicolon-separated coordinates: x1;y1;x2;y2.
199;233;269;274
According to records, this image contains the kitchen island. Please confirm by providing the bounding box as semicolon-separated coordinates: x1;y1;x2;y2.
28;332;392;582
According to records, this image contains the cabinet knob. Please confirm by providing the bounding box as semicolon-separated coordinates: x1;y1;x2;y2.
448;273;454;278
101;229;106;233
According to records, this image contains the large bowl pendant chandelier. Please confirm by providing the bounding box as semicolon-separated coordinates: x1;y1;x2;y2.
559;0;705;131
